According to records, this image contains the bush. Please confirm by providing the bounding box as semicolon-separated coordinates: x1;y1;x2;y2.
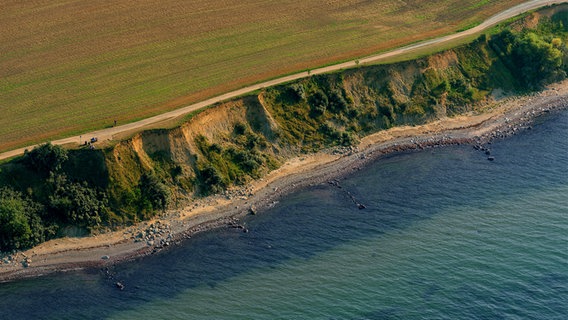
246;133;265;149
341;132;357;146
288;83;306;101
318;123;341;143
48;174;108;229
209;143;223;154
328;90;349;114
308;90;329;118
23;143;68;174
0;187;45;251
139;173;171;211
229;149;262;174
197;164;226;195
233;122;247;135
194;134;210;155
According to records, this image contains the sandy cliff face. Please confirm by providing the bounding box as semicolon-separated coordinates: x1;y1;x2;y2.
105;40;494;204
103;95;284;218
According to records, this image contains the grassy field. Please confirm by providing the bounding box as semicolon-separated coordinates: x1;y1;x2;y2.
0;0;527;152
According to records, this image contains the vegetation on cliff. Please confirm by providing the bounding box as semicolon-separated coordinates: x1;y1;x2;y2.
0;0;528;152
0;11;567;252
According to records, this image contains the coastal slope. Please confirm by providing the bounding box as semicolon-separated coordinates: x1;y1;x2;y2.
1;7;568;280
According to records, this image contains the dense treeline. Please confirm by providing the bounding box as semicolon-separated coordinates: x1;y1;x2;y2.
0;143;170;251
0;187;46;251
490;17;568;89
0;12;567;252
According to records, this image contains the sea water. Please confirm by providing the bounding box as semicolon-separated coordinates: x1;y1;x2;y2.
0;110;566;319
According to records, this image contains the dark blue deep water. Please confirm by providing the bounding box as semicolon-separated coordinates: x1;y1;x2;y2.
1;110;567;319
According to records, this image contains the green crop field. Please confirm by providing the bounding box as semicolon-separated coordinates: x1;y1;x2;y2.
0;0;526;152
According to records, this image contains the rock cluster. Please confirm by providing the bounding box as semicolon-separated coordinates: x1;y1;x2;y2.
471;99;568;160
228;217;249;233
132;221;173;248
102;267;125;291
329;146;358;156
1;252;33;268
249;205;257;215
1;252;17;265
328;179;366;210
222;186;254;201
22;255;32;268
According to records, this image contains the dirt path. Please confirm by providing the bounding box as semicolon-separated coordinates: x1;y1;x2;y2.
0;0;564;161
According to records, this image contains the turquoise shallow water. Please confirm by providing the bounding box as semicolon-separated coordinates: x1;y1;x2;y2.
0;109;566;319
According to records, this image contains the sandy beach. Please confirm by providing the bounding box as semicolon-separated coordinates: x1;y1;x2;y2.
1;80;568;282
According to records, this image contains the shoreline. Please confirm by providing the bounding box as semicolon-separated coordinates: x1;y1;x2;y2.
1;82;568;283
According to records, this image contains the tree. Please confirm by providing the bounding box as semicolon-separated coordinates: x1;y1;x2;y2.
23;143;68;174
0;187;45;251
513;32;564;88
48;174;108;229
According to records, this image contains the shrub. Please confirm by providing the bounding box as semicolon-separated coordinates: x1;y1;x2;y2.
308;90;329;118
318;123;341;143
197;164;226;195
48;174;108;229
0;187;45;251
139;173;171;211
341;132;357;146
23;143;68;174
233;122;247;135
237;150;262;173
246;133;264;149
209;143;223;153
194;134;210;155
288;83;306;101
328;90;349;114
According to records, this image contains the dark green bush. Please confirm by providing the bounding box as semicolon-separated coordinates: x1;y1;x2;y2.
23;143;68;174
288;83;306;101
233;122;247;135
139;173;171;211
197;164;226;195
48;174;108;229
0;187;45;251
308;90;329;118
328;90;349;114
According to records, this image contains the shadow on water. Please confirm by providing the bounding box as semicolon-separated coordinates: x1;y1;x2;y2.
0;110;566;319
353;272;568;320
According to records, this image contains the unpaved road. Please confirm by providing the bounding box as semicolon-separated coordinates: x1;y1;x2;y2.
0;0;565;161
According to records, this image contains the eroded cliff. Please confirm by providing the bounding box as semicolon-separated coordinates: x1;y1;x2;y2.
1;9;567;251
